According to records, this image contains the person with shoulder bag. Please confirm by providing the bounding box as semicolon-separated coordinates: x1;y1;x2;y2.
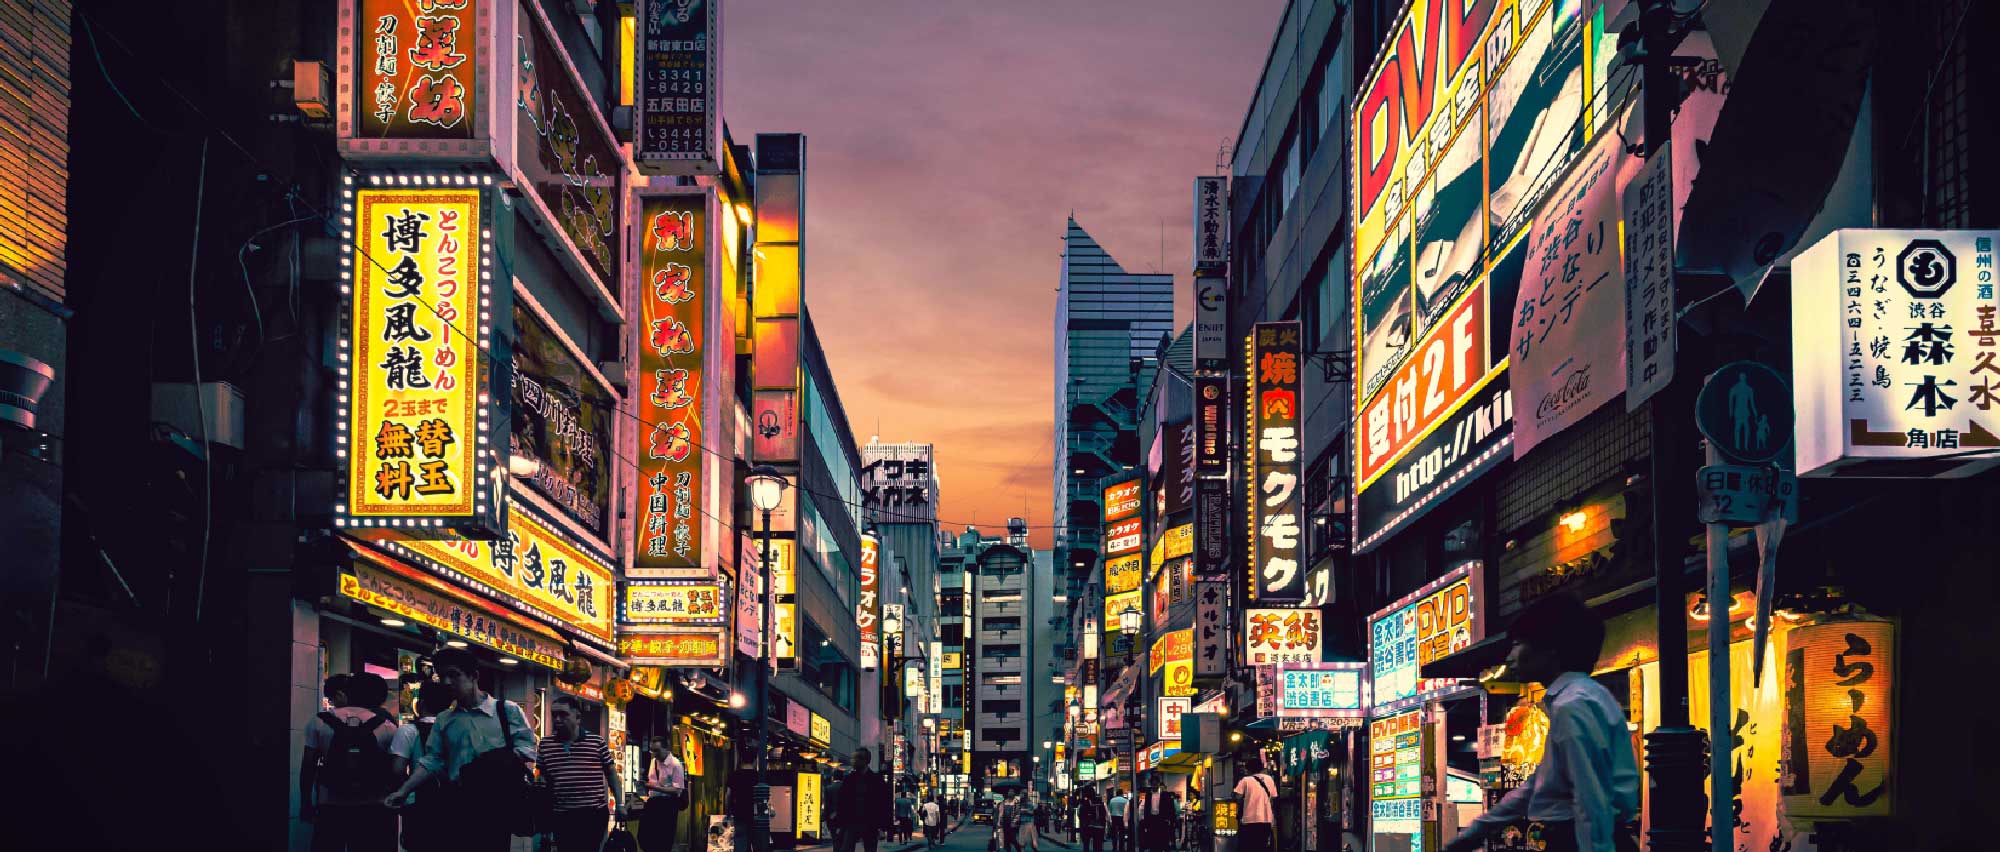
383;648;538;851
1231;758;1279;852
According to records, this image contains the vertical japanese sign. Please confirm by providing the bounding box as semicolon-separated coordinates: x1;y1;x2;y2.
632;192;708;576
1367;564;1482;713
1511;128;1628;459
1782;619;1895;821
636;0;721;174
1196;375;1230;475
517;3;621;292
859;533;881;671
1247;321;1304;602
1163;420;1196;516
339;181;496;536
512;303;614;535
348;0;480;142
1194;176;1228;271
1623;145;1676;412
1193;580;1227;677
737;534;763;658
1194;477;1229;580
1368;709;1423;847
770;539;798;668
1791;229;2000;476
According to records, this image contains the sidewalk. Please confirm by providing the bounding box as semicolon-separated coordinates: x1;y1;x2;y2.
796;817;975;852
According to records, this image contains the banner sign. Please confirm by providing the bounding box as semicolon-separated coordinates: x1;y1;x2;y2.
1106;517;1143;557
1277;662;1369;719
1791;229;2000;477
512;302;614;535
617;630;726;667
1357;278;1494;491
635;0;721;174
1248;322;1305;602
1104;479;1142;521
859;533;881;671
737;534;762;658
1194;580;1227;677
1623;145;1676;412
1245;607;1323;666
1196;375;1230;474
517;1;620;292
341;0;487;153
1195;477;1230;580
1159;697;1192;742
1194;176;1228;271
338;181;498;536
1512;127;1629;459
341;563;564;668
769;539;798;668
1106;553;1143;595
373;502;615;644
1163;420;1197;516
631;192;711;577
1356;376;1513;552
620;581;726;625
1368;563;1483;714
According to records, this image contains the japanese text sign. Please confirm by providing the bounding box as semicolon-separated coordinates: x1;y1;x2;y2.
631;192;710;577
1195;477;1229;580
617;630;726;667
512;302;614;535
379;503;615;643
1782;619;1895;821
339;182;496;536
1194;176;1227;271
859;533;881;671
517;1;620;291
1105;517;1143;557
1368;563;1482;713
1512;128;1629;459
1105;553;1143;595
346;0;483;146
635;0;721;174
1244;607;1323;666
766;539;798;668
342;563;564;668
1355;375;1513;552
1248;321;1305;602
810;712;831;745
621;581;726;625
1159;697;1192;742
1104;479;1142;522
1194;580;1227;677
1277;662;1369;719
1358;278;1493;489
737;534;762;658
1623;145;1676;411
796;772;821;837
1196;375;1230;475
1791;229;2000;477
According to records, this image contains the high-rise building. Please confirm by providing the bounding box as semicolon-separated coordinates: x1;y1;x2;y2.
958;519;1061;794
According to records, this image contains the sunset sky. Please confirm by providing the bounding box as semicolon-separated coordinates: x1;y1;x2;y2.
723;0;1284;548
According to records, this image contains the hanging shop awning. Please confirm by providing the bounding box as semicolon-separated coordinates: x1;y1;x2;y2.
341;541;569;669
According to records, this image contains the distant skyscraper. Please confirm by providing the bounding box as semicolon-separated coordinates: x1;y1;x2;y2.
1052;218;1174;591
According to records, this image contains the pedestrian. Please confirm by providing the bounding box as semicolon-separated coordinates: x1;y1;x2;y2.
1106;786;1131;852
388;681;454;852
832;748;893;852
895;789;918;843
382;648;538;852
301;672;400;852
724;740;761;852
1232;757;1278;852
996;792;1021;852
1136;777;1178;852
539;695;622;852
922;796;943;848
1073;783;1107;852
1016;795;1041;852
641;735;689;852
1442;595;1639;852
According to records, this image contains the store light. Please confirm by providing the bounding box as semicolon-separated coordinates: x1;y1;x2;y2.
1559;510;1588;533
445;639;469;649
729;691;748;709
380;617;407;627
508;455;542;477
1229;732;1243;743
499;657;519;666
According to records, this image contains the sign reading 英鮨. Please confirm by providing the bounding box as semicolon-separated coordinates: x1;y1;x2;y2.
1512;128;1630;460
636;0;721;174
1368;563;1482;714
347;0;481;144
373;502;615;644
620;581;726;625
340;184;496;537
859;534;881;671
631;192;710;578
1248;322;1305;602
1244;607;1322;666
1791;229;2000;478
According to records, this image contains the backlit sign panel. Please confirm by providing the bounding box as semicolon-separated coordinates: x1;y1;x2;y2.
631;191;711;577
1244;607;1323;666
1104;479;1143;521
621;581;726;625
341;563;564;668
859;533;881;671
1105;553;1143;595
1368;563;1483;713
1247;322;1305;602
341;0;488;154
517;1;620;292
1105;518;1143;557
617;630;726;667
372;502;615;644
1277;662;1369;719
635;0;722;174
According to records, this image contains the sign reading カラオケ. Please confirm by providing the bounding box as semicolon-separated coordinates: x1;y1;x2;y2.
338;179;499;537
1791;229;2000;478
859;533;881;671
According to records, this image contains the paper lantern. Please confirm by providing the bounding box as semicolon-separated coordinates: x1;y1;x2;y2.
1780;617;1894;823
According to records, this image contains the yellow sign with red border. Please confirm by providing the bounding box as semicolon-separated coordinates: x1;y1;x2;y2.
377;504;614;643
341;563;564;667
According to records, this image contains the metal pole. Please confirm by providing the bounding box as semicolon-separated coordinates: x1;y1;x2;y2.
756;507;774;852
1704;444;1732;852
1639;1;1710;850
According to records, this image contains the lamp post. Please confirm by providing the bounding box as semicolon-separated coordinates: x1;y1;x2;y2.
747;465;790;852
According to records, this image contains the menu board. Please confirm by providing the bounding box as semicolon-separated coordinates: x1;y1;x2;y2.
1370;709;1424;852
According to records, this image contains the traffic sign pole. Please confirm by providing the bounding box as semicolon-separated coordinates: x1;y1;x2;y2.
1702;438;1732;852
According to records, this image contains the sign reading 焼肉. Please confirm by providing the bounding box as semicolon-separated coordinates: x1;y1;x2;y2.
636;0;721;174
341;183;496;536
632;192;709;577
1368;563;1482;713
1247;321;1305;602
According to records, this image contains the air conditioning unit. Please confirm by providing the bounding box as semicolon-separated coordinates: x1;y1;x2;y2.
151;382;247;449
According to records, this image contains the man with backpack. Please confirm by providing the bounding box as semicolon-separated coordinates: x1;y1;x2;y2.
1072;783;1107;852
301;672;401;852
382;648;538;851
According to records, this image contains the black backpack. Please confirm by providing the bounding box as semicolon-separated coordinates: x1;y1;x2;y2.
318;711;393;796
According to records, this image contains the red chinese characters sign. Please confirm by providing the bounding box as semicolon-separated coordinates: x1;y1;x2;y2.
355;0;478;139
617;630;726;667
632;193;707;575
1245;607;1323;666
340;184;494;535
1247;322;1305;602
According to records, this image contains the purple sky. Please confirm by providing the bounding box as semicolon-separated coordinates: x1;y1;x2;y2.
723;0;1283;546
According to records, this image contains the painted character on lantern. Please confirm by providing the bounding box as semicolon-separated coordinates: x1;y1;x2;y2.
648;421;693;463
652;368;693;410
650;317;695;356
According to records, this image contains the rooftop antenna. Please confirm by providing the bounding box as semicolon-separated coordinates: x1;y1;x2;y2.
1217;137;1231;175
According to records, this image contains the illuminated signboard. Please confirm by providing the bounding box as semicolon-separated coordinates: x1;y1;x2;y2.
767;539;799;668
859;533;881;671
635;0;722;174
617;630;726;667
796;772;821;837
1158;524;1194;561
340;0;488;153
1356;376;1514;551
810;712;831;745
1247;322;1304;602
1276;662;1369;720
372;502;615;644
736;534;762;658
341;563;564;668
1369;710;1424;840
1105;553;1143;595
620;582;726;625
1105;517;1143;557
1193;176;1228;272
1196;376;1230;475
942;651;963;670
631;191;710;578
1244;608;1323;667
1368;563;1483;713
517;0;620;292
1104;591;1141;657
1151;629;1195;697
512;301;614;535
337;180;498;536
1158;697;1191;742
1103;479;1142;521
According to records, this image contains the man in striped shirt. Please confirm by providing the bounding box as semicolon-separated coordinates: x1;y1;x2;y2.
541;695;624;852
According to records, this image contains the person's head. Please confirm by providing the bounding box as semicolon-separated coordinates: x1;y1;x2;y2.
430;647;484;705
649;735;670;757
323;674;352;707
1505;593;1604;685
415;679;454;717
852;747;873;771
346;672;390;710
551;694;587;740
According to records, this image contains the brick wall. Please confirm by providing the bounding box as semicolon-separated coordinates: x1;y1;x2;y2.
0;0;69;301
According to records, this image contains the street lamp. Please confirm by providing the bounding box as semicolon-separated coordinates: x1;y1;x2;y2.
746;465;789;852
1118;602;1141;665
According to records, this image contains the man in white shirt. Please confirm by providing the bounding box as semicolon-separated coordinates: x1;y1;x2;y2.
1444;594;1639;852
1231;759;1278;852
1106;787;1131;852
641;735;689;852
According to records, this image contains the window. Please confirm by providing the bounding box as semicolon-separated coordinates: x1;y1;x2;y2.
982;700;1023;716
982;616;1022;634
945;684;964;709
988;674;1023;686
982;644;1022;659
1283;139;1302;213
